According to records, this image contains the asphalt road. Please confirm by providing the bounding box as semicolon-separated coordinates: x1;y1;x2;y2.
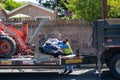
0;68;118;80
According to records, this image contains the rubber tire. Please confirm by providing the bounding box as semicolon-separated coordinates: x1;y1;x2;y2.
109;54;120;79
0;36;16;58
105;59;110;69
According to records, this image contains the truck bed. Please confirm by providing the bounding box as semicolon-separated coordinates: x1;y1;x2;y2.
92;20;120;51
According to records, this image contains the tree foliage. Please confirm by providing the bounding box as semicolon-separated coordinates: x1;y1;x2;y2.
1;0;26;11
37;0;67;10
4;0;23;11
36;0;120;21
37;0;55;9
65;0;120;21
65;0;102;21
55;0;67;10
37;0;67;16
107;0;120;18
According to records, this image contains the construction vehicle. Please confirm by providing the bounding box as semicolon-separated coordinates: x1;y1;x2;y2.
0;22;30;58
0;19;120;79
0;20;44;58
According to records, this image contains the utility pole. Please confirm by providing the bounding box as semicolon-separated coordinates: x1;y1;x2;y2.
102;0;108;19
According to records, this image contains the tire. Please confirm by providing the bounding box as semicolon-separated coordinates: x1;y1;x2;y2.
105;59;110;69
109;54;120;79
0;36;16;58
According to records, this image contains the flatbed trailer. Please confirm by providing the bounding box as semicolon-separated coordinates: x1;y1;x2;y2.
0;54;97;67
0;54;99;80
1;19;120;79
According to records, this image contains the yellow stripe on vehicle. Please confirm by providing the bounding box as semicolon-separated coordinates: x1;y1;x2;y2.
65;59;82;64
1;60;12;65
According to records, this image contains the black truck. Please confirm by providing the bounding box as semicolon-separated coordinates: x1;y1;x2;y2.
92;19;120;79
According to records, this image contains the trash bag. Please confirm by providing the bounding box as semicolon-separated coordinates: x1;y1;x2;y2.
40;43;63;57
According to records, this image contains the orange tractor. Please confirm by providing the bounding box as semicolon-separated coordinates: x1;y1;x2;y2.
0;22;31;58
0;20;46;58
0;20;61;58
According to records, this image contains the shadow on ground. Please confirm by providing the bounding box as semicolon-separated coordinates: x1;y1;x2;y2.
0;69;117;80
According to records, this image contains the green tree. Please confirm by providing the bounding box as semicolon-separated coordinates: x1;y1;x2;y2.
0;0;6;10
107;0;120;18
55;0;67;10
65;0;102;21
37;0;67;17
3;0;26;11
65;0;120;21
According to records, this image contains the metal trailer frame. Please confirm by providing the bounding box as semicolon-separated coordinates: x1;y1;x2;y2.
0;19;110;78
0;53;97;66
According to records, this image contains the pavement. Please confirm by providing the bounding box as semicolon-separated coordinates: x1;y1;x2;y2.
0;68;118;80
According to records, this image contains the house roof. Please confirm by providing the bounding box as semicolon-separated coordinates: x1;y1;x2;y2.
8;2;54;15
0;5;9;15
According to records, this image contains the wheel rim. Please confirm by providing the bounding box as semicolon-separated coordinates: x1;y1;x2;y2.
116;60;120;73
0;41;11;53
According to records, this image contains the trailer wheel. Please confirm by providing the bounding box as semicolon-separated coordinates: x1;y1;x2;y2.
109;54;120;79
0;36;16;58
105;59;110;69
